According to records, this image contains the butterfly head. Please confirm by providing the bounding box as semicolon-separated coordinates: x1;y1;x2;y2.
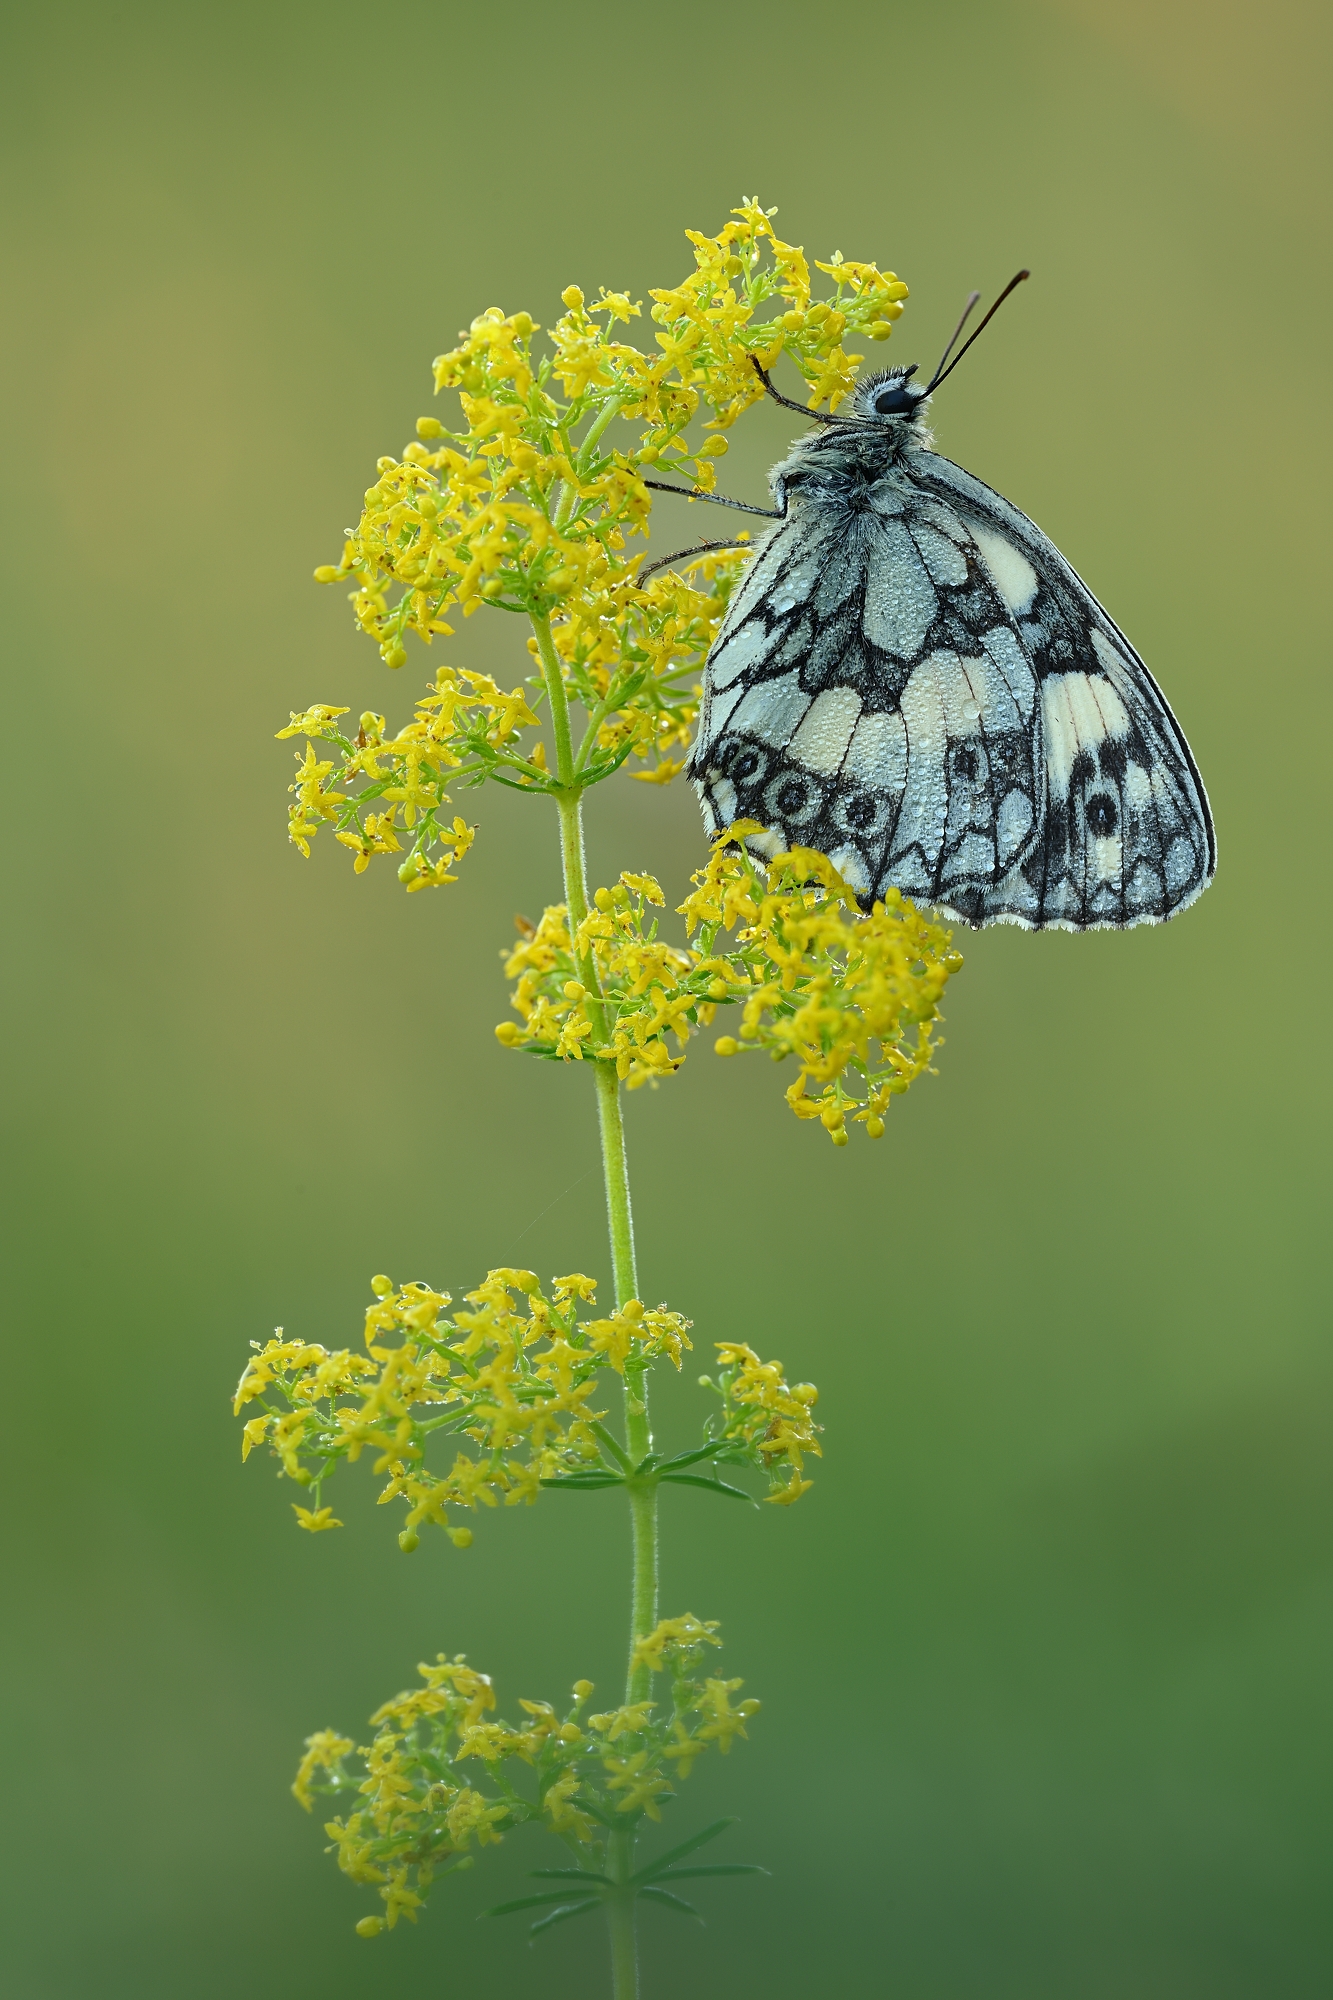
847;366;932;427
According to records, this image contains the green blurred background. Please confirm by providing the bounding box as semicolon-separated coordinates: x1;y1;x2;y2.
2;1;1329;1993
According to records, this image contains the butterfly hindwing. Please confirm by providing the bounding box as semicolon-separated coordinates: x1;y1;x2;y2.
916;454;1215;927
690;446;1214;931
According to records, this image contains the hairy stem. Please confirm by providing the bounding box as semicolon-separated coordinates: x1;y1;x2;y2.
532;614;655;2000
531;611;577;787
606;1830;639;2000
594;1060;639;1307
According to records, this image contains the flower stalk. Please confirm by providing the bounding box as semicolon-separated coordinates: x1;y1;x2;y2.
240;199;961;1993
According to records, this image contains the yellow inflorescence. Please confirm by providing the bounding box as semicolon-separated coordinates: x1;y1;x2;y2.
497;834;962;1140
298;199;907;819
706;1342;822;1505
324;200;907;649
234;1269;694;1544
293;1623;758;1937
235;1268;823;1527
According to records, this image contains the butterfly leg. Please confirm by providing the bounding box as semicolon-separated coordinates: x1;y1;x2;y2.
643;479;781;519
638;537;755;582
747;353;837;423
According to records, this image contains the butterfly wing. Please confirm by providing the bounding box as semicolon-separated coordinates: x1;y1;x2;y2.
914;452;1215;928
688;453;1215;930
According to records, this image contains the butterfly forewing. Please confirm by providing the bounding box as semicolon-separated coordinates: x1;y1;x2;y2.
688;420;1214;932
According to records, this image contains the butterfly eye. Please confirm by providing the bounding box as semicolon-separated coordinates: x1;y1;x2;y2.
872;386;915;416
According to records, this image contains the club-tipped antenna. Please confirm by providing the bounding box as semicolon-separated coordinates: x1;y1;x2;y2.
925;269;1030;393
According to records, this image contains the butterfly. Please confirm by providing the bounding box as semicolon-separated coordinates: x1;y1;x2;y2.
655;276;1215;931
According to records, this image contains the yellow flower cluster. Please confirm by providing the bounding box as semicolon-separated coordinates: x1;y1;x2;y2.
233;1269;692;1543
647;198;909;427
309;198;908;782
498;872;706;1088
497;836;962;1139
685;830;964;1141
701;1343;822;1506
293;1623;758;1938
276;666;541;882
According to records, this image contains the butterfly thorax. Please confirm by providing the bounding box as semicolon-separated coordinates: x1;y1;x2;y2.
769;381;935;513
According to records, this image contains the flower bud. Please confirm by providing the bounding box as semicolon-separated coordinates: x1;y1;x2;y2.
572;1679;594;1700
417;493;439;518
448;1526;473;1549
313;565;340;584
371;1275;394;1295
830;1127;849;1147
714;1036;739;1057
562;981;585;1001
494;1021;523;1046
637;445;660;464
512;312;534;337
865;1116;886;1138
699;436;728;457
355;1916;384;1938
383;644;407;669
416;416;444;439
398;1527;419;1553
561;285;585;310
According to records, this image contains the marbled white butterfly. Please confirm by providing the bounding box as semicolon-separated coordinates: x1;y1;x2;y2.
657;276;1216;930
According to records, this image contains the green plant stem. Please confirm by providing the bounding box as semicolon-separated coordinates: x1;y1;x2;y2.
606;1831;639;2000
533;610;656;2000
594;1060;639;1307
532;611;577;789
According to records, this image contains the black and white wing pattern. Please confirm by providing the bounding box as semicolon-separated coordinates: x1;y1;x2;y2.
687;450;1215;930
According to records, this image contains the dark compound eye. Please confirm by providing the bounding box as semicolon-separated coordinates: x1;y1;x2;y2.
1086;792;1118;836
873;385;916;415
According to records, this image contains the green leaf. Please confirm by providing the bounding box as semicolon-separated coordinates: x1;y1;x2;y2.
483;1890;602;1917
655;1863;769;1880
529;1868;615;1886
629;1817;738;1885
658;1473;753;1501
590;1421;634;1472
649;1445;722;1474
539;1474;624;1490
638;1886;702;1921
528;1899;602;1936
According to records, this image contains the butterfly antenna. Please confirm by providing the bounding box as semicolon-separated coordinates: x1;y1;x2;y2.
748;354;838;423
928;290;981;387
925;269;1030;393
